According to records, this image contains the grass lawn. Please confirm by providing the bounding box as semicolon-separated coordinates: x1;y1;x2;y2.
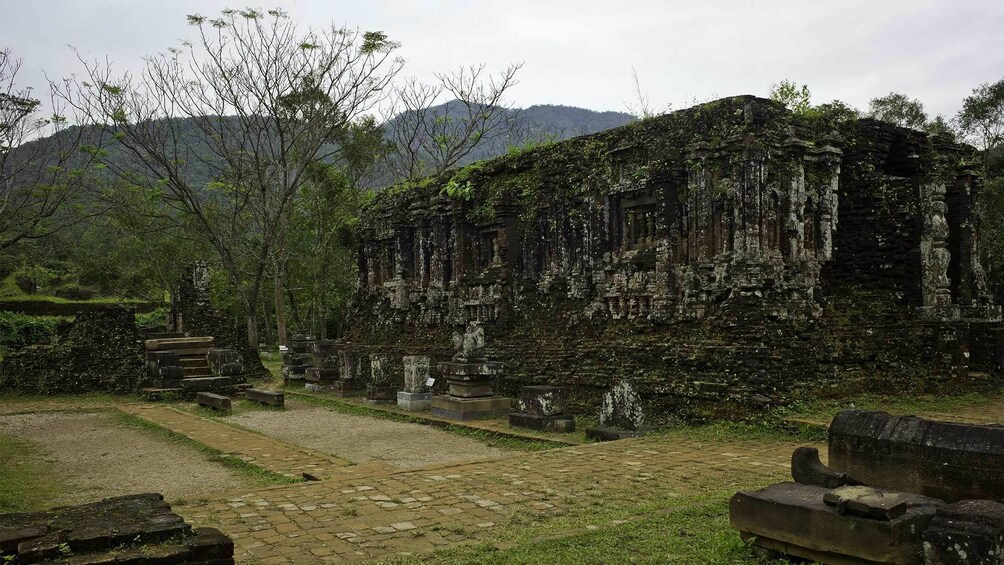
0;433;61;513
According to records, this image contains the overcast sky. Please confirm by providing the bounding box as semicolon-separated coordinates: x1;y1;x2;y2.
2;0;1002;120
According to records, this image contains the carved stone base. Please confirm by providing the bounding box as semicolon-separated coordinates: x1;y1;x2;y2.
509;412;575;432
305;381;362;396
431;395;511;420
397;391;432;411
364;385;397;404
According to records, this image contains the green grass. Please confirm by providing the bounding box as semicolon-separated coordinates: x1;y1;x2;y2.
0;433;62;512
112;411;300;486
777;387;1004;425
388;495;782;565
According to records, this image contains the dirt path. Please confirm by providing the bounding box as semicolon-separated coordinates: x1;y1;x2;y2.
223;400;506;470
0;411;256;507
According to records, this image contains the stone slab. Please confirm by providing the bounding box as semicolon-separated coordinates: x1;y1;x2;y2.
585;427;645;441
197;392;232;412
509;412;575;432
305;367;339;383
144;337;214;351
823;485;939;521
397;391;432;411
730;482;942;564
431;395;511;420
828;410;1004;502
180;376;232;392
437;361;503;378
245;388;284;407
449;381;496;398
0;493;234;564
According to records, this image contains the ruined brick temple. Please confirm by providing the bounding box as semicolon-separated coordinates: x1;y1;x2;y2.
339;96;1002;419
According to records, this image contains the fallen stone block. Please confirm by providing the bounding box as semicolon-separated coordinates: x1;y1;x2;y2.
0;493;234;564
197;392;231;411
730;482;942;564
829;410;1004;502
245;388;283;407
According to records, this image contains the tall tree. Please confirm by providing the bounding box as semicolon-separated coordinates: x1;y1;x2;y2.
382;63;523;181
57;8;402;346
868;92;928;130
956;79;1004;153
0;48;102;250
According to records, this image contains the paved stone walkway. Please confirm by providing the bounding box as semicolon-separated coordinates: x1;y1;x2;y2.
117;405;371;481
177;433;808;563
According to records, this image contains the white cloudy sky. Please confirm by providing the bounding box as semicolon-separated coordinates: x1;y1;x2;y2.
2;0;1002;119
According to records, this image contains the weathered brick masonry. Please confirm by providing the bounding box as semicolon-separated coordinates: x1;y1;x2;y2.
339;96;1002;421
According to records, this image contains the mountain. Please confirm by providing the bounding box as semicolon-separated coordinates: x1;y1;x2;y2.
6;103;635;192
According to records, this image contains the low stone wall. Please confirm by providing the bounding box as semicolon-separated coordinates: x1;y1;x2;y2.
0;307;145;394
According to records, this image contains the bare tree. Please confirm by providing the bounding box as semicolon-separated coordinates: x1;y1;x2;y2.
0;48;102;250
56;8;402;346
382;63;523;181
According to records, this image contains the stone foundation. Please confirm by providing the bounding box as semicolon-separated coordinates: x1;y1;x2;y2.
397;391;432;411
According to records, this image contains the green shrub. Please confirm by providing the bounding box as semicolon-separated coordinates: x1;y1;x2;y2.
0;312;61;352
135;307;169;331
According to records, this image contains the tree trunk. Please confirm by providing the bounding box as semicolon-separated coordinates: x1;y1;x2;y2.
274;262;288;346
246;304;258;348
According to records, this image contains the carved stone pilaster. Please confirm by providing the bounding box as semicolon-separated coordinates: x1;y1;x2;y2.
921;182;953;307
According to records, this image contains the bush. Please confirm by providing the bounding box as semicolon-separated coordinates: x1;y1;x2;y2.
52;284;98;301
0;312;61;351
135;307;169;332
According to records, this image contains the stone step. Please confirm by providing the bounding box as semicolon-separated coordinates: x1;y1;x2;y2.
180;358;210;368
180;376;232;392
183;370;214;379
144;337;214;351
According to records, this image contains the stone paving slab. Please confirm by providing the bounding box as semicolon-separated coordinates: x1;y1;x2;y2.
178;433;811;563
117;404;362;481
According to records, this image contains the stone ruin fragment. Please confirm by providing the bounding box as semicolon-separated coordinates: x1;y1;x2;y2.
398;355;432;411
0;493;234;564
729;410;1004;564
431;321;511;420
586;379;646;441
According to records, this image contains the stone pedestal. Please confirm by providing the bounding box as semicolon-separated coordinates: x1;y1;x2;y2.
509;385;575;432
397;391;432;411
432;359;510;420
305;380;362;396
398;356;432;411
281;334;314;385
364;385;397;404
585;379;645;441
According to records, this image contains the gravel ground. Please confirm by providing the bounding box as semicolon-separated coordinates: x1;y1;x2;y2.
0;411;255;506
225;400;506;469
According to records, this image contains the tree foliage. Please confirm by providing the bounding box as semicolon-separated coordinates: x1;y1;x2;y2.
56;9;402;344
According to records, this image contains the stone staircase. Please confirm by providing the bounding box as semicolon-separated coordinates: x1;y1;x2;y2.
144;336;232;393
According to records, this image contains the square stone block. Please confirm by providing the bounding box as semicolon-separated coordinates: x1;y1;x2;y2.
449;381;495;398
518;385;567;416
365;385;396;404
509;412;575;432
431;395;511;420
305;367;339;383
397;391;432;411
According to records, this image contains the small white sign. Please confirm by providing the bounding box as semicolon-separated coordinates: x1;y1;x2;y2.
425;377;436;387
278;345;289;352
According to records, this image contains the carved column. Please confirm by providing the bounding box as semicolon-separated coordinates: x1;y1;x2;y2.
921;182;953;307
